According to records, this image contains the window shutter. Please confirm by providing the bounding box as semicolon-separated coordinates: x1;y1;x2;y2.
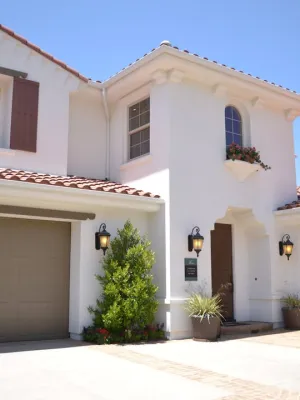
10;77;39;152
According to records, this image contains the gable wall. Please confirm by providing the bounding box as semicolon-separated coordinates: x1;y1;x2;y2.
0;32;80;175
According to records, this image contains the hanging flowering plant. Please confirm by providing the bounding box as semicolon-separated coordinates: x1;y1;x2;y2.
227;143;271;171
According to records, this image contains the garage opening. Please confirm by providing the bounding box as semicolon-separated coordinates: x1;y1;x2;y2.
0;217;71;342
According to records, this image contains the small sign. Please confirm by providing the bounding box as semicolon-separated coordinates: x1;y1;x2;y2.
184;258;198;281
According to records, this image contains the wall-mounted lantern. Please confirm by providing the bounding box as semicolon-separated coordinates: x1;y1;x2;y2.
279;234;294;261
188;226;204;257
95;223;111;254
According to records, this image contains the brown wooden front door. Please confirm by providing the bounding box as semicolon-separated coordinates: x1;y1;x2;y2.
211;223;234;321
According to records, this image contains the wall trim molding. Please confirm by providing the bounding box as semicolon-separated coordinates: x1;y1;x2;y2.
0;204;95;221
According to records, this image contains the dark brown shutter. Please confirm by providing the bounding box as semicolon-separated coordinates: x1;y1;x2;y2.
10;77;39;152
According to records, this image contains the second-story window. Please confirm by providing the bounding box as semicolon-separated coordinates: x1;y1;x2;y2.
128;97;150;160
225;106;242;148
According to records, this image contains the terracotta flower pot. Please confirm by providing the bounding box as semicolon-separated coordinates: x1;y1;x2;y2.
282;307;300;330
191;316;220;341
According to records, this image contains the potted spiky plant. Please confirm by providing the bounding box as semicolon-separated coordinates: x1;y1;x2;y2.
281;294;300;330
184;292;223;341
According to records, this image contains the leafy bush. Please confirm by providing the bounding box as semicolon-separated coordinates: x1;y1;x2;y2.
227;143;271;171
184;292;223;321
281;293;300;308
88;220;159;333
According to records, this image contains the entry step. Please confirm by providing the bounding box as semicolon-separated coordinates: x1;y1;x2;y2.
221;321;273;335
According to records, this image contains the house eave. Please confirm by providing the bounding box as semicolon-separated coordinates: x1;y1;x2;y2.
90;46;300;111
0;179;164;213
274;207;300;225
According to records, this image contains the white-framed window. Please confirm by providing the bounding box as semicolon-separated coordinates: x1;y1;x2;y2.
128;97;150;160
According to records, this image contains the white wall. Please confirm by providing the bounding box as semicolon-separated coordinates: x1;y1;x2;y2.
167;79;293;297
68;90;106;179
69;207;151;338
269;219;300;326
107;75;297;336
0;32;80;175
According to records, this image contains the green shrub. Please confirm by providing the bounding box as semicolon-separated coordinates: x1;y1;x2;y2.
184;292;223;321
88;220;159;333
281;293;300;308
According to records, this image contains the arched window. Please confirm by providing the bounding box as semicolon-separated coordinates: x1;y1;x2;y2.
225;106;242;148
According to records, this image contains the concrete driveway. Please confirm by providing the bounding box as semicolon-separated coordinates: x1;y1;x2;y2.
0;330;300;400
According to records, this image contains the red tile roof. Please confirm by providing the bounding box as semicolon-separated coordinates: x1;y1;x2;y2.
0;168;160;198
105;41;298;95
0;24;89;83
277;188;300;210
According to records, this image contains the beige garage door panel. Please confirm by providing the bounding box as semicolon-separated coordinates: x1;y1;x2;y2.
0;217;71;342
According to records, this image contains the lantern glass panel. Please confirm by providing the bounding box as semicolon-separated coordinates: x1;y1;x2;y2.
283;243;293;256
193;237;203;251
100;235;110;249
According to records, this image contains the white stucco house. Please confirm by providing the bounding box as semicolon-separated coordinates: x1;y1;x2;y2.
1;24;300;342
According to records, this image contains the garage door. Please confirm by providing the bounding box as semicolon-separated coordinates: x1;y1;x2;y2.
0;217;71;342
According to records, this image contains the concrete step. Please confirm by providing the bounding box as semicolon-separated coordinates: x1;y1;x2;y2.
221;321;273;335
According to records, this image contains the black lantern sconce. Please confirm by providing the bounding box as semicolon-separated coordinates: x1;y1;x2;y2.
279;234;294;261
188;226;204;257
95;223;111;254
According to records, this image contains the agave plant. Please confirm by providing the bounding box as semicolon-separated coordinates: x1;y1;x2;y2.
184;293;223;321
281;293;300;308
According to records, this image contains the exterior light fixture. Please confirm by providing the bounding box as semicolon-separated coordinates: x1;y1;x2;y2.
279;234;294;261
188;226;204;257
95;223;111;254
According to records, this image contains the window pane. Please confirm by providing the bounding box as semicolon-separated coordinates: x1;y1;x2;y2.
140;98;150;114
225;118;232;132
233;134;242;146
225;106;232;118
129;116;140;131
140;111;150;126
129;103;140;119
141;127;150;142
130;131;141;146
232;108;241;121
225;106;242;150
128;98;150;160
233;120;241;134
141;140;150;155
226;132;233;147
130;144;141;159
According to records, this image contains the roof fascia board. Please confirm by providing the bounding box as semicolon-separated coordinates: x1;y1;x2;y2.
0;179;163;212
94;46;300;109
0;25;88;83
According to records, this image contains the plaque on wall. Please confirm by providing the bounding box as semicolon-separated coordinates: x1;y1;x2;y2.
184;258;197;281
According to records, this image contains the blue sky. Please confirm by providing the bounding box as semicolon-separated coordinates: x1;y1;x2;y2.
2;0;300;181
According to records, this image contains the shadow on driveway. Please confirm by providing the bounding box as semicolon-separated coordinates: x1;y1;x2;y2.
0;339;89;354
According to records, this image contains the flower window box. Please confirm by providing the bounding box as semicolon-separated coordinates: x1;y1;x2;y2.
225;143;270;182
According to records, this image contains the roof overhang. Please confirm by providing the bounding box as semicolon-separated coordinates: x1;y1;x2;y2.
0;24;89;83
0;179;164;215
90;46;300;114
274;207;300;225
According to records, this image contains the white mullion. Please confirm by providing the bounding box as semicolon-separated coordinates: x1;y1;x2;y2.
129;123;150;135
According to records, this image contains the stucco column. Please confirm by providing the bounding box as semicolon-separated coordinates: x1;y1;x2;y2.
69;221;83;339
69;220;100;339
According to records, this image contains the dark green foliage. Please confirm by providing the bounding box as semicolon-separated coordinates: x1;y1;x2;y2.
82;324;166;344
88;220;159;332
